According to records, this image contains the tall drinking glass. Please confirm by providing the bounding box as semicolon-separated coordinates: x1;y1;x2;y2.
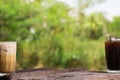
105;37;120;73
0;42;16;76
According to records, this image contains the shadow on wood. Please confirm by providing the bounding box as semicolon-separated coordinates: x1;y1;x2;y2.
0;75;10;80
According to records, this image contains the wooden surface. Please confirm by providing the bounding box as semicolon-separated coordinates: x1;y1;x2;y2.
1;68;120;80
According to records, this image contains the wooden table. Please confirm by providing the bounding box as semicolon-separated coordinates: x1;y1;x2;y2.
1;68;120;80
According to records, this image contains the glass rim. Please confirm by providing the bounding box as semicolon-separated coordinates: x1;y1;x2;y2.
0;41;17;43
0;42;17;45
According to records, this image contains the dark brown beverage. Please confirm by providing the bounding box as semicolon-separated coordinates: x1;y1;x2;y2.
105;41;120;70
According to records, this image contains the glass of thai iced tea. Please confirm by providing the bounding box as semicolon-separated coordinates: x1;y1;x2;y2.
0;42;16;76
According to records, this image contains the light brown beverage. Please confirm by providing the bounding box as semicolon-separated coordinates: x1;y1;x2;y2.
0;42;16;73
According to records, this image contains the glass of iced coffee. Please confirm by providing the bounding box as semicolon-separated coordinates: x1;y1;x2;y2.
105;37;120;73
0;42;16;76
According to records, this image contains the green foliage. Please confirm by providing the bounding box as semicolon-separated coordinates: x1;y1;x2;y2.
60;39;105;70
72;12;105;40
83;13;105;39
107;16;120;37
0;0;108;70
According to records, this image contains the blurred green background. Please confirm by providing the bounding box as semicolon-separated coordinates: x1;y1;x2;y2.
0;0;120;71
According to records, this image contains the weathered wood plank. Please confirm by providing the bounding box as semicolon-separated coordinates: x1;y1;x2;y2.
1;68;120;80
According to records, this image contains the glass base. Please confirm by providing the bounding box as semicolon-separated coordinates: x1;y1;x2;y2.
0;73;7;76
107;69;120;73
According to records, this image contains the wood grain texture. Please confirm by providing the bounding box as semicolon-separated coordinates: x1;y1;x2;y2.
1;68;120;80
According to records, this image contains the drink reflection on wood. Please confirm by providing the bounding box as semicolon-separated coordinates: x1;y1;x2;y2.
0;42;16;73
